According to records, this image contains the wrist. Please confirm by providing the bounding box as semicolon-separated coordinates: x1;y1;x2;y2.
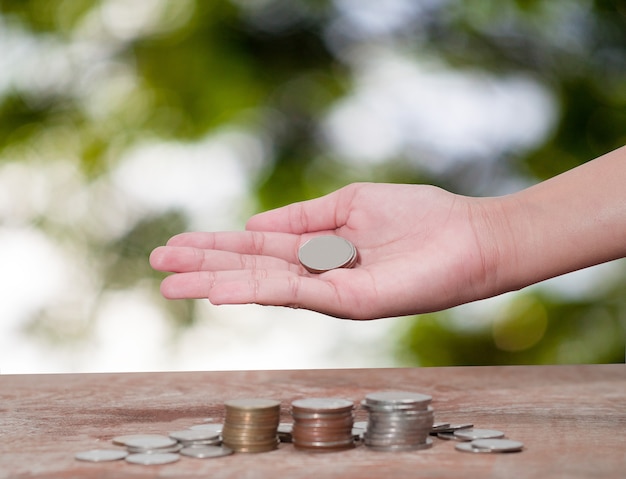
468;194;527;300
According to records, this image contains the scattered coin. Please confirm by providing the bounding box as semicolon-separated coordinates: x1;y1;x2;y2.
430;422;450;432
74;449;128;462
454;429;505;441
437;432;469;441
189;423;223;434
125;453;180;465
180;446;234;459
455;442;495;454
470;438;524;452
126;444;182;454
169;429;221;444
277;423;293;443
352;421;367;441
455;438;524;454
123;435;178;451
298;236;357;273
112;434;169;447
430;422;474;435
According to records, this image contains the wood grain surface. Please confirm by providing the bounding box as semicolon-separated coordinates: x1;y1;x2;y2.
1;364;624;478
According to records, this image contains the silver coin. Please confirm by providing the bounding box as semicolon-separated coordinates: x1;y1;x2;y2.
277;423;293;443
366;438;433;452
430;422;451;432
455;442;494;454
454;429;505;441
112;434;170;447
471;438;524;452
366;438;431;447
292;397;354;410
189;423;223;433
364;391;432;405
430;422;473;434
371;433;433;440
126;444;182;454
364;415;433;426
180;446;234;459
277;423;293;433
362;402;432;413
437;432;470;441
169;429;220;442
298;236;357;273
123;435;177;450
125;452;180;465
178;438;222;447
75;449;128;462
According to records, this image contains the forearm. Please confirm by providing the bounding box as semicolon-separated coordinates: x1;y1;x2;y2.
489;146;626;295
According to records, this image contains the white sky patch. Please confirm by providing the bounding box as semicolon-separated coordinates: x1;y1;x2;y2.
0;227;71;373
170;304;397;371
0;228;67;329
323;52;556;171
112;130;265;231
0;19;73;100
93;0;195;41
332;0;437;37
85;289;174;372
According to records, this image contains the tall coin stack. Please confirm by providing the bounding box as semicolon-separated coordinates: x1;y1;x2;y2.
362;391;434;451
291;398;355;452
221;398;281;453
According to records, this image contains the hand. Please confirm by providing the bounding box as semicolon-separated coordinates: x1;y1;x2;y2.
150;183;499;319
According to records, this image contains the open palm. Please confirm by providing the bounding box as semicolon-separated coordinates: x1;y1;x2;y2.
150;183;494;319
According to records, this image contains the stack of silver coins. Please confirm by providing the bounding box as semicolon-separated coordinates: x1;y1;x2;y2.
169;428;222;448
221;398;281;453
291;398;356;452
111;434;183;465
455;438;524;454
362;391;434;451
169;429;234;459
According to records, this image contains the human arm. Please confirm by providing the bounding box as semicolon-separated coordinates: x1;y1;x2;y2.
490;145;626;296
149;146;626;319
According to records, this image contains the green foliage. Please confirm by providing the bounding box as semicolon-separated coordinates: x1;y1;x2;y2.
0;0;97;34
396;291;625;366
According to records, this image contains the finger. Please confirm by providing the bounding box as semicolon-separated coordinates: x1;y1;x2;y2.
208;268;379;320
245;185;355;234
159;269;296;299
161;267;379;319
208;276;351;317
164;231;302;261
150;246;301;273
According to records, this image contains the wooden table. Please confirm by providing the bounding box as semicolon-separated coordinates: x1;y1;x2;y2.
1;365;624;478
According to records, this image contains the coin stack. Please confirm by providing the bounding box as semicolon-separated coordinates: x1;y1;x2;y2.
298;236;358;273
291;398;356;452
221;398;281;453
111;434;183;465
362;391;434;451
169;428;222;447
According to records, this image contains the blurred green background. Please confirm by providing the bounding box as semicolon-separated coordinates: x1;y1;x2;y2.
0;0;624;372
